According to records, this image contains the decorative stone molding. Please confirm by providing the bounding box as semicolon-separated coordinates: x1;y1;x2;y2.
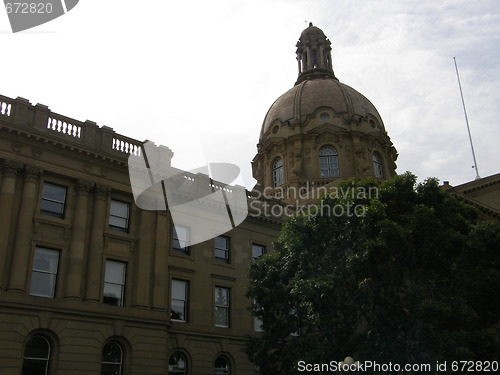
94;184;111;201
31;148;43;159
23;165;42;183
1;159;22;178
75;180;93;196
11;142;23;154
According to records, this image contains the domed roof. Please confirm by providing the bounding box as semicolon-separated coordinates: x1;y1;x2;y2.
299;22;328;42
260;77;384;140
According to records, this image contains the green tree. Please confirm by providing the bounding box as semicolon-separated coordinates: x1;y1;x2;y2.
246;173;500;374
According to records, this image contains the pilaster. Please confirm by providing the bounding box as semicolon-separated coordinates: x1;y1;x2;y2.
64;180;93;299
7;165;41;292
85;184;110;302
0;160;22;289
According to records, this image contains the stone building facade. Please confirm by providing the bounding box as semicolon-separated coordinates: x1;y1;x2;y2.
3;23;470;375
0;94;281;375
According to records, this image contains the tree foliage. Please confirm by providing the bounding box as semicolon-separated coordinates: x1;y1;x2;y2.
246;173;500;374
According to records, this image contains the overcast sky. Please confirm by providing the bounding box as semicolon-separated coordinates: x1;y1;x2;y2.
1;0;499;189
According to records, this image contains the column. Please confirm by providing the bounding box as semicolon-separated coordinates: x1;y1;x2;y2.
153;212;168;310
0;160;22;289
64;180;92;299
306;49;312;70
319;46;325;69
8;165;41;292
85;184;110;302
133;208;153;308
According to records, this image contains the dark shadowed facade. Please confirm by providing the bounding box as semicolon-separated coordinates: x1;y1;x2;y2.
1;24;497;375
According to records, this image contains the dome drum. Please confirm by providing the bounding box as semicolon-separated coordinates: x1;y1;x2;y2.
253;24;398;201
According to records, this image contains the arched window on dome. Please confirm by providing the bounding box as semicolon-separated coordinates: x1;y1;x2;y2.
101;341;124;375
373;152;384;179
272;157;284;187
169;351;188;375
319;146;339;178
214;355;231;375
22;335;51;375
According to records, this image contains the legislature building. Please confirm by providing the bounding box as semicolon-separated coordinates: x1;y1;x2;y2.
0;23;498;375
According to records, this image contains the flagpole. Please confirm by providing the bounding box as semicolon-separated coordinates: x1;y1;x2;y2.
454;57;480;180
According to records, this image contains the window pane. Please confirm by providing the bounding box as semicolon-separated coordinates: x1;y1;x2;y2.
23;336;50;375
215;288;228;306
105;261;126;284
103;283;123;306
25;336;50;359
102;342;123;363
215;249;228;260
215;356;230;374
40;200;64;215
109;216;128;229
110;200;129;218
22;359;49;375
252;244;265;259
30;272;56;298
215;236;228;250
101;363;122;375
215;306;228;327
33;249;59;273
172;280;187;300
169;352;187;374
42;183;66;202
171;301;186;321
173;226;189;251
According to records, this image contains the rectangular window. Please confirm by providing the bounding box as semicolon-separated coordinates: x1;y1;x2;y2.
40;183;66;219
214;286;230;327
103;260;126;307
214;236;230;263
109;200;130;232
172;225;190;255
171;279;188;322
253;300;264;332
252;243;265;259
29;247;59;298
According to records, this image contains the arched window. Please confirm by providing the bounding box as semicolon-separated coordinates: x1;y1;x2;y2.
373;152;384;179
214;355;231;375
169;352;187;375
319;146;339;177
22;335;51;375
101;341;123;375
272;157;284;187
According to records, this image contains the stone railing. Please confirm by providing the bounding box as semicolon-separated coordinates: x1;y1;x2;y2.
0;94;145;158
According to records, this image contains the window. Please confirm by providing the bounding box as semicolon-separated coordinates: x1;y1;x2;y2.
172;225;190;255
319;146;339;178
289;307;301;336
214;236;230;263
253;300;263;332
214;355;231;375
22;335;51;375
272;157;284;187
109;200;130;232
214;287;230;327
101;341;123;375
171;280;188;322
40;183;66;218
252;243;265;259
30;247;59;298
373;152;384;179
169;352;187;375
103;261;126;307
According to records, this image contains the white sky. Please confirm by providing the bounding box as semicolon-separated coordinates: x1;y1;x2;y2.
1;0;499;189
